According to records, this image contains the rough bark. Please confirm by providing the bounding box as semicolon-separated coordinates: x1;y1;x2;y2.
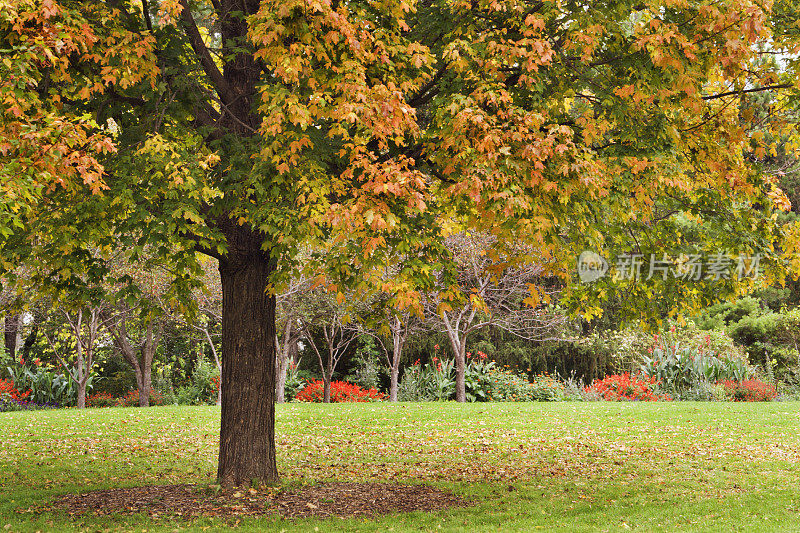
76;381;86;409
216;226;278;487
4;313;21;361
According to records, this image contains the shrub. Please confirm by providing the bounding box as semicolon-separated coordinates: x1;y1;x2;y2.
295;380;386;402
87;388;167;408
585;373;671;401
283;362;308;402
5;364;96;407
641;327;750;398
719;379;777;402
0;397;58;412
529;374;566;401
116;388;167;407
464;353;495;402
484;367;535;402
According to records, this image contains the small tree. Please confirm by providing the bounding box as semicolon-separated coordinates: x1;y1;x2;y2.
361;310;423;402
275;274;310;403
105;307;165;407
299;288;360;403
42;304;111;409
427;233;568;402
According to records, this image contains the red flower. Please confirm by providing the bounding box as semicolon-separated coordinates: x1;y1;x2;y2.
0;379;31;401
585;373;671;402
718;379;776;402
295;380;386;403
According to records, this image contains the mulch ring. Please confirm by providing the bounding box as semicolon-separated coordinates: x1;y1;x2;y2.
49;482;469;519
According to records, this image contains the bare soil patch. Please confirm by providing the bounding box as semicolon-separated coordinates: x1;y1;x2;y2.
52;482;469;519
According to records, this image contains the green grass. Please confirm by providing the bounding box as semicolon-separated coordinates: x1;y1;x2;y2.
2;402;800;532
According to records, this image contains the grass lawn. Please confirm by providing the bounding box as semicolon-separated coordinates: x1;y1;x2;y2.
1;402;799;532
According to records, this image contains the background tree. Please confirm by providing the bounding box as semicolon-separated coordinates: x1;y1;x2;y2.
427;233;568;401
275;274;309;403
357;279;425;402
299;288;361;403
42;303;110;408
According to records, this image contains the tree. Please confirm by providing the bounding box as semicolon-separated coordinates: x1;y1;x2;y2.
357;283;425;402
42;303;110;408
299;288;360;403
2;0;798;485
163;259;224;405
275;274;309;403
105;306;166;407
426;233;567;401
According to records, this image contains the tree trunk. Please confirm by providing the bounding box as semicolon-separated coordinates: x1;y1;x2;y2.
217;233;278;486
323;370;332;403
389;325;403;402
442;316;466;402
22;322;39;361
21;323;38;362
138;366;152;407
275;319;293;403
77;381;86;409
454;348;466;403
389;366;399;402
4;313;21;361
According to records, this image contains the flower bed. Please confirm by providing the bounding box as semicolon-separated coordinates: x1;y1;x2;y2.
296;380;386;402
718;379;777;402
585;373;672;401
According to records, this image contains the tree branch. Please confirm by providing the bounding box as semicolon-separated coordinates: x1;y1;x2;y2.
179;0;234;105
702;84;793;101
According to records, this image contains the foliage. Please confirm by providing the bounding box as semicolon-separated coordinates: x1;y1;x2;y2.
345;336;383;391
0;396;57;412
86;392;117;408
585;373;671;402
2;0;799;484
695;298;800;381
87;388;168;408
483;367;531;402
719;380;777;402
464;352;496;402
283;362;308;403
174;356;220;406
641;329;749;398
4;363;90;407
398;358;455;401
528;374;567;402
116;389;167;407
295;380;385;403
152;372;176;405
